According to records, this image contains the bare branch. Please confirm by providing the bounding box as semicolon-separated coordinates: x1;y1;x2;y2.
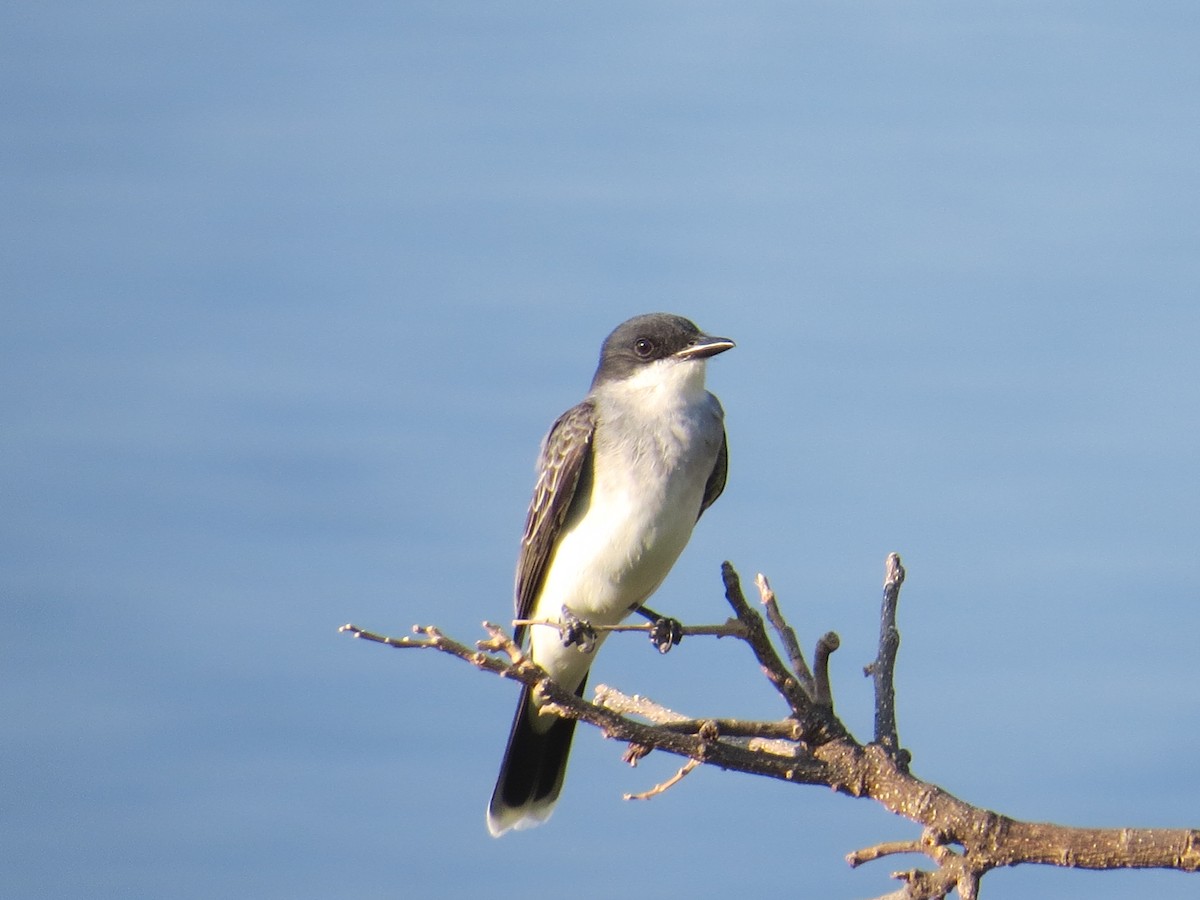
812;631;840;706
513;617;748;640
592;685;689;724
848;839;927;868
624;757;702;801
342;557;1200;894
338;622;523;680
593;684;802;756
863;553;908;769
756;573;815;695
720;562;819;725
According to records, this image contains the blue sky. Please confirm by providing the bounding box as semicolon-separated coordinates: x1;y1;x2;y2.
3;3;1198;898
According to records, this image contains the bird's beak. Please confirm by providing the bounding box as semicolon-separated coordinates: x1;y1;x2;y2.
674;334;735;360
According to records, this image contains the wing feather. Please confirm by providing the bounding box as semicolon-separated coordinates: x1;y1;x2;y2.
513;400;596;643
698;427;728;520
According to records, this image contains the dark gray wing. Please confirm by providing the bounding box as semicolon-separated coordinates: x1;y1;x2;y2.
513;400;596;643
698;427;727;520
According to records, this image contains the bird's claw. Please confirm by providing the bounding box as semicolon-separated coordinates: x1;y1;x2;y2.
559;606;598;653
649;616;683;654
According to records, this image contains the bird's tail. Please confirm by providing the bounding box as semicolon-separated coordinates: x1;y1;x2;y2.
486;676;586;837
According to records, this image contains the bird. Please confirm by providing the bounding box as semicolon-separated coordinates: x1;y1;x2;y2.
487;312;733;837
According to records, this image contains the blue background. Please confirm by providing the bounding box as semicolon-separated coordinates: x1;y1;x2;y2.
4;3;1198;898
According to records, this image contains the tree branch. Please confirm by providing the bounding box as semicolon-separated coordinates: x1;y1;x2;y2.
512;617;748;640
756;573;815;695
341;556;1200;896
864;552;908;769
718;562;847;745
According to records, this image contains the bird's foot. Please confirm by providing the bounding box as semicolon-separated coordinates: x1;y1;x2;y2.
559;606;598;653
648;616;683;654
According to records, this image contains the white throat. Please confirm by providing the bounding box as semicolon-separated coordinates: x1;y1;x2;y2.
596;357;709;414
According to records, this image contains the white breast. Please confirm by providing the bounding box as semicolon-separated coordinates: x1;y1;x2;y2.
529;357;723;684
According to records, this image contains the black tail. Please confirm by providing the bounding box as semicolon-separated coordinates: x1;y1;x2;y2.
486;676;586;836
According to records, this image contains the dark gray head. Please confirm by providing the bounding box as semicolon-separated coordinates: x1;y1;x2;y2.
591;313;734;388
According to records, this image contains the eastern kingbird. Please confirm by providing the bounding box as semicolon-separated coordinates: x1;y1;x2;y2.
487;312;733;837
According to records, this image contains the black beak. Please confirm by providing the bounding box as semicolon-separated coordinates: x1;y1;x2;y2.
674;334;735;360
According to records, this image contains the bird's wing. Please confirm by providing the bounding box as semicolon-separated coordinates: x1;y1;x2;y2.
698;426;727;520
513;399;596;643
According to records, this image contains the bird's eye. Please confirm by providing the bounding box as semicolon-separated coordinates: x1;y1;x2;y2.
634;338;655;358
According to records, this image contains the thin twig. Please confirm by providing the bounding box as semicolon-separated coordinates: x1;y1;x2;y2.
720;561;813;720
513;618;748;640
593;685;802;756
624;758;701;801
592;685;689;723
812;631;840;706
756;573;816;696
864;553;907;767
338;623;525;677
847;839;927;867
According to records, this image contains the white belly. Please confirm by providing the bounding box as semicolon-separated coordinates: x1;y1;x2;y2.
528;385;722;691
